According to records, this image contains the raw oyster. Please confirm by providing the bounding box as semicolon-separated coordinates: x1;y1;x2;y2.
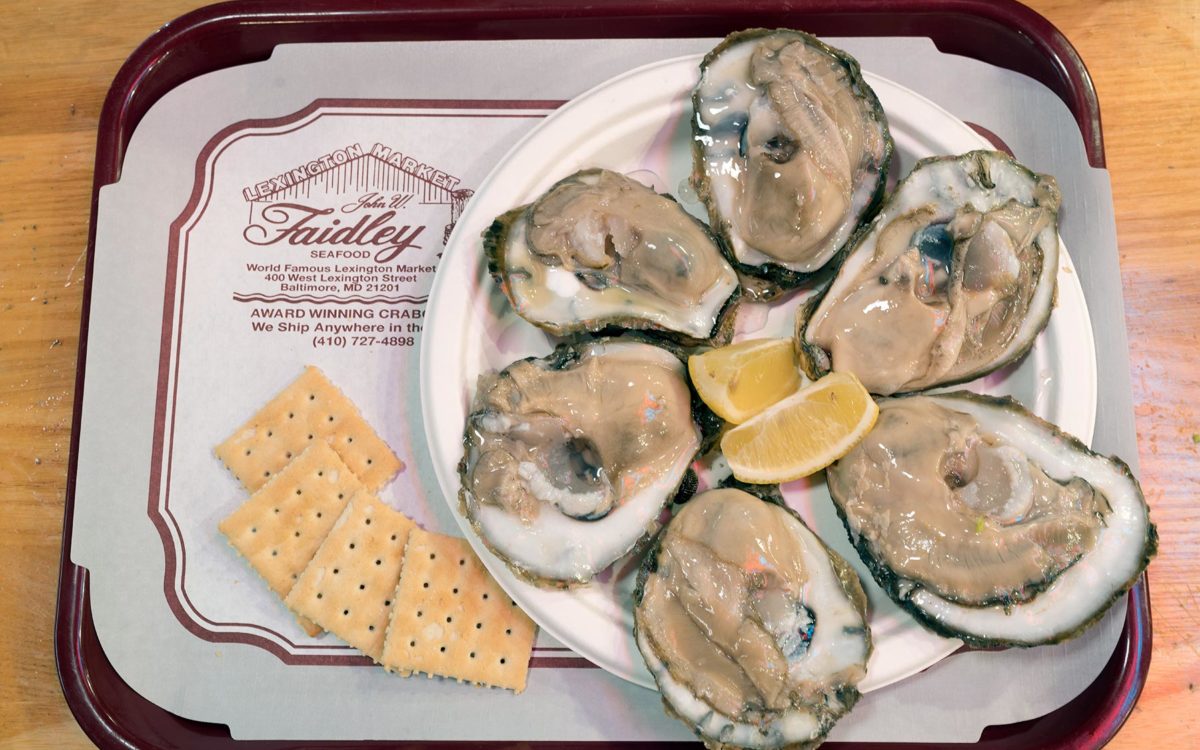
693;29;892;288
825;392;1156;647
459;338;702;587
484;169;740;344
798;150;1061;395
635;488;870;750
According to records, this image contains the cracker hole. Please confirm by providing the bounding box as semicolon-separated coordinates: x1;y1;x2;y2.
452;588;459;594
409;640;416;647
440;646;446;653
338;493;344;499
375;559;382;566
333;568;339;574
294;531;300;538
367;458;373;465
271;550;278;557
483;593;489;600
309;394;316;401
285;452;293;459
446;616;453;623
349;543;356;550
500;658;506;665
295;489;302;495
317;593;323;599
288;412;294;419
244;449;251;456
328;415;335;422
505;629;512;636
316;512;322;519
365;518;371;525
264;471;271;477
423;582;429;589
251;527;257;533
430;553;436;560
347;436;354;443
274;508;279;514
475;623;482;630
391;534;397;541
469;652;475;659
343;609;350;616
368;625;375;632
267;431;273;437
359;584;365;590
459;559;465;566
384;600;392;607
308;434;314;440
417;611;423;617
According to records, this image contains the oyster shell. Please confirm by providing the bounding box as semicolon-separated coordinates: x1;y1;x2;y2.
693;29;893;288
635;488;870;750
484;169;740;344
798;150;1061;395
459;338;701;587
825;392;1156;647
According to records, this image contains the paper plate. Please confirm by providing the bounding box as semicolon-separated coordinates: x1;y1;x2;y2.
421;55;1097;692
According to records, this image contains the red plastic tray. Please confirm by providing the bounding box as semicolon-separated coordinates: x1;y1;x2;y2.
56;1;1150;748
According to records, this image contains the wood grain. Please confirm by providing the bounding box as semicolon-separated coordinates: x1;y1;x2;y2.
0;1;1194;747
1058;1;1200;746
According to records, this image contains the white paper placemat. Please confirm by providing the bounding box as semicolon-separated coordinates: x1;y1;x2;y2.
72;35;1135;743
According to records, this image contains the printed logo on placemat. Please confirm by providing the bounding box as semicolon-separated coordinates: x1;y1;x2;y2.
241;142;473;262
234;142;474;348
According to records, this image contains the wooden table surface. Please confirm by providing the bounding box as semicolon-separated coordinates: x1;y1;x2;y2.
1;1;1196;747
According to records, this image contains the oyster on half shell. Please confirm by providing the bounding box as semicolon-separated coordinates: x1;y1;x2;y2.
825;392;1156;647
635;488;871;750
459;338;702;587
484;169;740;344
798;150;1061;396
693;29;893;289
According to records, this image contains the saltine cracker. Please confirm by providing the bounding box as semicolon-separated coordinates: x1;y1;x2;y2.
216;366;403;493
285;493;416;661
382;529;537;692
218;441;362;636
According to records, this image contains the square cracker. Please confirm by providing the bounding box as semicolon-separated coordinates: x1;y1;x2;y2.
285;493;416;661
216;366;403;493
218;441;362;637
381;529;537;692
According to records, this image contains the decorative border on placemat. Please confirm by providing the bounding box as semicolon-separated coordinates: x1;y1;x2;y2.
145;98;597;668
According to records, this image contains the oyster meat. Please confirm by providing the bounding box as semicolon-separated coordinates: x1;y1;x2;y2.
798;150;1061;395
825;392;1156;647
460;339;701;586
693;29;892;288
635;488;870;750
484;169;740;344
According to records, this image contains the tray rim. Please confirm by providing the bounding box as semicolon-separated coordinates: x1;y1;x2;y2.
55;2;1148;748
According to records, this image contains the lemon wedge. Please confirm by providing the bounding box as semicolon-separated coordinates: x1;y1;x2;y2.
721;371;878;483
688;338;801;424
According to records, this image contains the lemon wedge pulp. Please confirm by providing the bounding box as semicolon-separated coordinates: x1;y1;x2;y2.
721;371;879;483
688;338;801;424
